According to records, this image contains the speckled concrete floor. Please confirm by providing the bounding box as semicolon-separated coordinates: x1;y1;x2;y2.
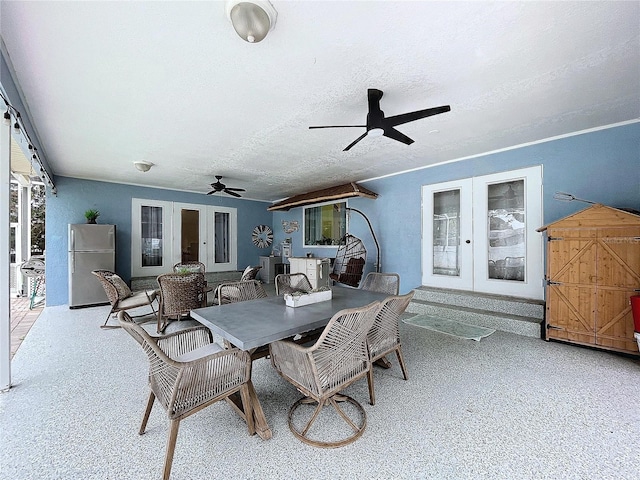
1;302;639;480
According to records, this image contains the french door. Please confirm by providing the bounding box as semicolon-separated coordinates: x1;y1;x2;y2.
422;166;543;300
131;199;237;277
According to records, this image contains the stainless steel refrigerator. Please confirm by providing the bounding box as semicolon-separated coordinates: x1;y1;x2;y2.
68;224;116;308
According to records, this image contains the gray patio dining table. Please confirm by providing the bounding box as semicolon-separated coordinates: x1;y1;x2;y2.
190;285;389;440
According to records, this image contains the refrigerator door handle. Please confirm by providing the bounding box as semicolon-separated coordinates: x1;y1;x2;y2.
70;252;75;273
70;229;75;251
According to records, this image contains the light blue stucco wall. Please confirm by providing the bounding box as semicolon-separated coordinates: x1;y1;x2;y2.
274;122;640;294
45;123;639;304
45;177;273;306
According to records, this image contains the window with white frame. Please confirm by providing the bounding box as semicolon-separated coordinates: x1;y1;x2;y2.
303;201;347;247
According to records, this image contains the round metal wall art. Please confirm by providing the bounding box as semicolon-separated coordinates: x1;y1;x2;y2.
252;224;273;248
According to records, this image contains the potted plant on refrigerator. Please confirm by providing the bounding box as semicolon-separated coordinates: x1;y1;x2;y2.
84;209;100;224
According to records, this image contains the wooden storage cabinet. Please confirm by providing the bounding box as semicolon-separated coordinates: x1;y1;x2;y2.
539;204;640;355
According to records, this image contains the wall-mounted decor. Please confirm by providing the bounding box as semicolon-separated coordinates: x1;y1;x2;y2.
282;220;299;233
252;224;273;248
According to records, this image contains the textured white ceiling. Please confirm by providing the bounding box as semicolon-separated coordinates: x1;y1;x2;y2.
1;1;639;202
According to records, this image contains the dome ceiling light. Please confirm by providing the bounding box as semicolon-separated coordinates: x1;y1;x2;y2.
226;1;277;43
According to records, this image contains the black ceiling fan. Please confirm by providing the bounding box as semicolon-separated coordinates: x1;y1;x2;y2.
309;88;451;151
206;176;245;197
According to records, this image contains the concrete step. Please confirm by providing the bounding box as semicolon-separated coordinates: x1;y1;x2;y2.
407;287;545;339
412;286;545;320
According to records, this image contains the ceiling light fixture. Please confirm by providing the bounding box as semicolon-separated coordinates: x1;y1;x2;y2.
134;161;154;172
226;1;277;43
367;128;384;138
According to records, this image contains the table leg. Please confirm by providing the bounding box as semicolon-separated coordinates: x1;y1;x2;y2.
225;380;272;440
374;355;392;369
247;380;272;440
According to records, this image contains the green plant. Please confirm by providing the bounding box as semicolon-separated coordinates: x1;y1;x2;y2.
84;209;100;222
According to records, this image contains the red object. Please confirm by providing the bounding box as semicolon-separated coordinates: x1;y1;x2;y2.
631;295;640;332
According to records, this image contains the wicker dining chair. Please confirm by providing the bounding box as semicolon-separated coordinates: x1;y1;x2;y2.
366;291;415;405
118;311;254;480
214;279;267;305
361;272;400;295
269;301;381;448
156;272;208;333
92;270;158;329
275;273;313;296
213;280;270;359
172;260;206;274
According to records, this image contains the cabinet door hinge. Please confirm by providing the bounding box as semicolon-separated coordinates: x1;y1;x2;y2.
546;280;563;286
547;236;563;241
547;324;563;330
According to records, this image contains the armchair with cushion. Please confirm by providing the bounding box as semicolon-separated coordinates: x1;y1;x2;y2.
92;270;158;329
118;311;254;480
240;264;262;281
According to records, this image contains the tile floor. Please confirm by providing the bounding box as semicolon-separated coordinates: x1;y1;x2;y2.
9;295;43;358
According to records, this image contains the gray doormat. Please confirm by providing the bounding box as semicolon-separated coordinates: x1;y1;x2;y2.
403;315;495;341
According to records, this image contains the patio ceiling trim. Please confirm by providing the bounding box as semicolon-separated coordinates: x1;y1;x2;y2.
267;182;378;211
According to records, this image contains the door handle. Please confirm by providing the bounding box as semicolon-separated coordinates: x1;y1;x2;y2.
465;240;471;244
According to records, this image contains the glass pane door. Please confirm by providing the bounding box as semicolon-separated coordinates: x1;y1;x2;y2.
141;206;163;267
214;212;229;264
433;190;461;276
422;178;473;290
422;166;543;300
472;166;543;299
180;208;200;263
487;180;525;281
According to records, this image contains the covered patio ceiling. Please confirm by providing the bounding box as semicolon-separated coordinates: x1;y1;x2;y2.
0;1;638;203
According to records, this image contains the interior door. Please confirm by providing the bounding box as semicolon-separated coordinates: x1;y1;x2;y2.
206;206;238;272
173;203;207;267
422;166;543;300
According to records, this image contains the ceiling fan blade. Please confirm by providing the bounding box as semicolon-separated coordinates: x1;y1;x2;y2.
309;125;366;129
343;131;369;151
206;190;217;195
384;105;451;127
224;189;242;197
383;127;414;145
225;187;246;192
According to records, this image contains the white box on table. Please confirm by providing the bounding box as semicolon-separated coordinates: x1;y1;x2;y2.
284;289;332;308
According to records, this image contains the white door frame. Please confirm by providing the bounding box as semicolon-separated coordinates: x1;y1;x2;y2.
131;199;238;277
472;166;543;299
422;166;544;300
173;202;208;267
422;177;473;290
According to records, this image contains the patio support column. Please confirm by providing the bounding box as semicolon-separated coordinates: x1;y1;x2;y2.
0;108;11;391
15;181;30;296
